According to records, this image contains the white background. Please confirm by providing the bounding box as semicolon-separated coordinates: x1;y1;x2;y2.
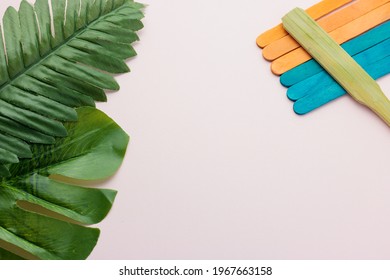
3;260;390;280
1;0;390;260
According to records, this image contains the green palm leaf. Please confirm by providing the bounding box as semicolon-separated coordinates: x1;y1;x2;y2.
0;106;129;260
0;0;144;177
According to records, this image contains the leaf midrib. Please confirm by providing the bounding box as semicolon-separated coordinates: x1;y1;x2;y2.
0;4;127;96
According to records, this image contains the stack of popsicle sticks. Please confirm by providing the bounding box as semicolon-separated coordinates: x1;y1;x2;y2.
257;0;390;115
257;0;354;48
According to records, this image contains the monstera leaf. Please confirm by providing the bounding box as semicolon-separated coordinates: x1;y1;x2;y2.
0;0;144;176
0;107;129;260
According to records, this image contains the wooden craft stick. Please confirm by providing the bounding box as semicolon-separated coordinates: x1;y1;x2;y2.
287;38;390;101
283;8;390;126
280;21;390;86
256;0;353;48
272;3;390;75
294;56;390;114
263;0;390;61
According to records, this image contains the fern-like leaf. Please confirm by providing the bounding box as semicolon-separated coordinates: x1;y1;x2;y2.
0;0;144;176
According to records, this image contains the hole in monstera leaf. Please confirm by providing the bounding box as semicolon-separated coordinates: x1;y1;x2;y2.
0;239;39;260
50;174;113;189
16;201;82;225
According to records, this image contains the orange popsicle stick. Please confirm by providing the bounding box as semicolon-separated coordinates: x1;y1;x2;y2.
263;0;390;61
271;3;390;75
256;0;353;48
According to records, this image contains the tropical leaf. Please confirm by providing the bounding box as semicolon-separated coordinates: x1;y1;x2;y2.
0;107;129;260
0;0;144;177
0;247;26;259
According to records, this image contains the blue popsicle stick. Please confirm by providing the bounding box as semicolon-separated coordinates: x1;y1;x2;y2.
280;20;390;87
293;55;390;115
287;37;390;101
